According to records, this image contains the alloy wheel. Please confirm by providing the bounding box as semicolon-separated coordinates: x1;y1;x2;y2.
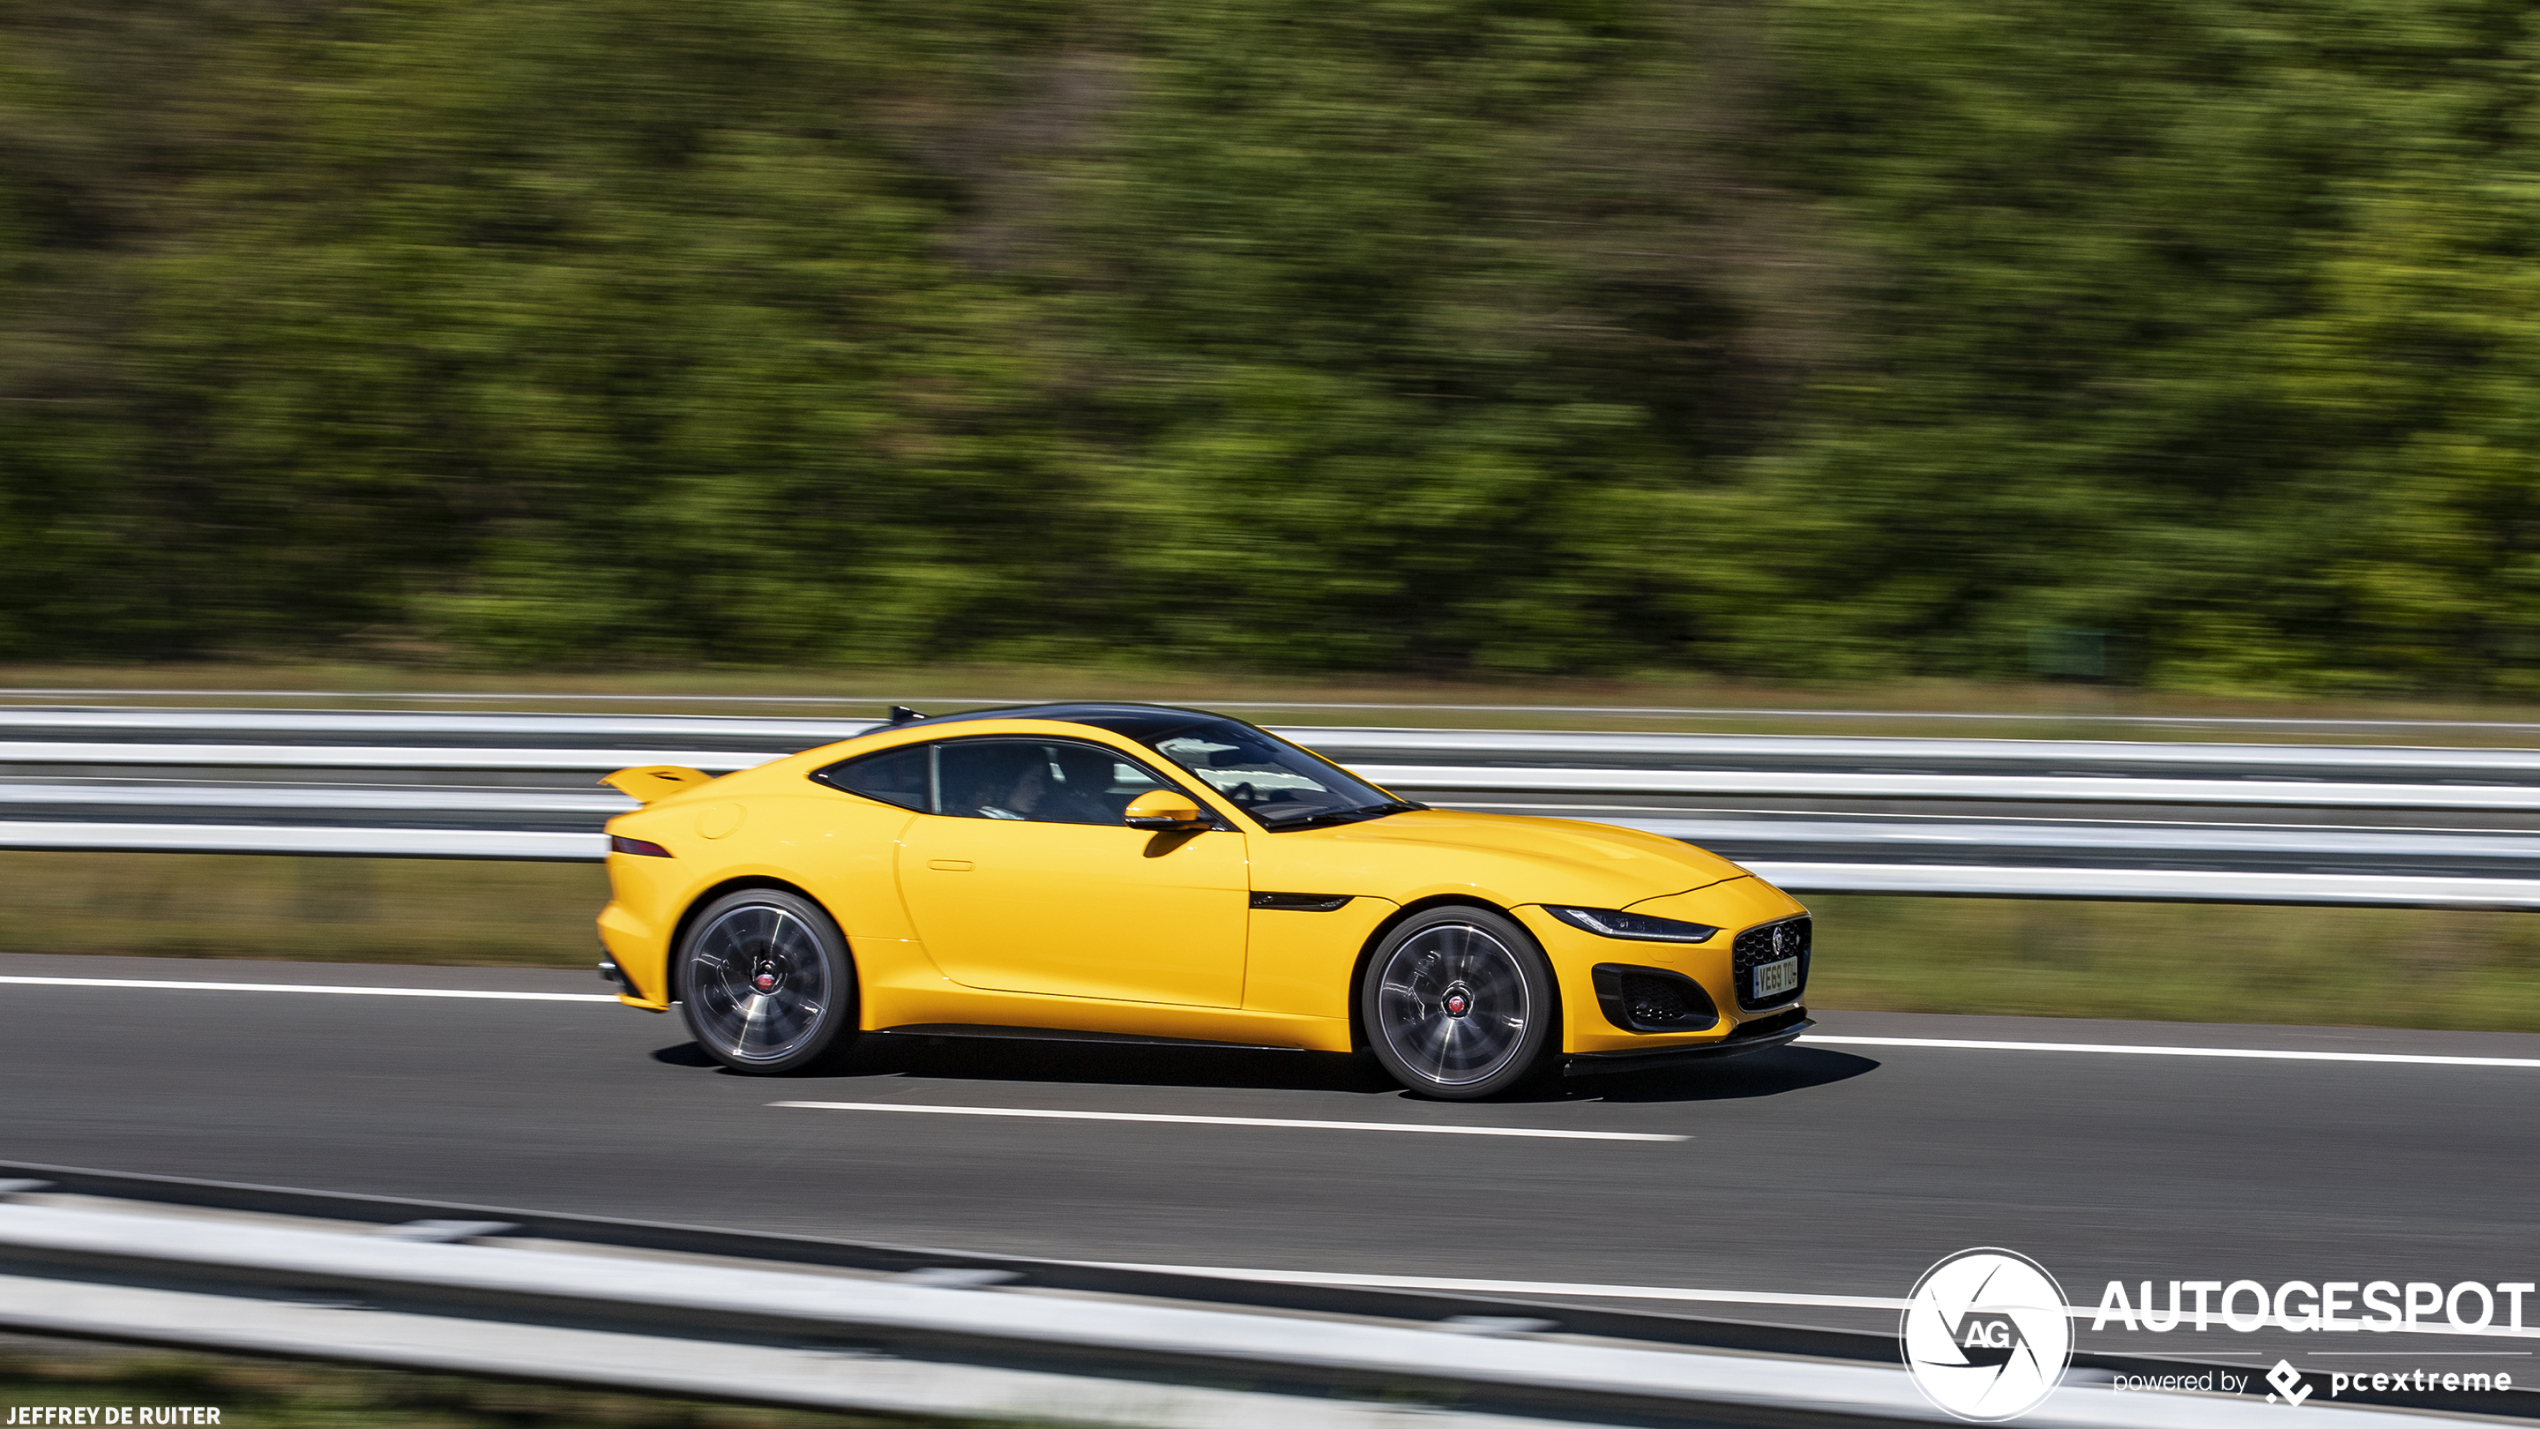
684;902;834;1065
1372;921;1533;1088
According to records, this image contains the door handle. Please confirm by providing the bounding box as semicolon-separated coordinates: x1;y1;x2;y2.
927;859;974;872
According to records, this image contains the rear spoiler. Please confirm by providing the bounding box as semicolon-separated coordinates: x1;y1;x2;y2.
600;765;714;803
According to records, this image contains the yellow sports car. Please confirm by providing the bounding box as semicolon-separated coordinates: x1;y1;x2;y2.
595;704;1813;1099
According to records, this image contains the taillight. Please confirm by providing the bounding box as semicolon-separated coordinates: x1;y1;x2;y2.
610;835;673;858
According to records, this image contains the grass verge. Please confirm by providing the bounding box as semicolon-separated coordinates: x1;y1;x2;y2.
7;852;2538;1031
0;1334;996;1429
1805;894;2540;1032
0;853;605;967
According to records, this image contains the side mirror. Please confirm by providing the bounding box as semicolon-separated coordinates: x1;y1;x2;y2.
1123;789;1211;831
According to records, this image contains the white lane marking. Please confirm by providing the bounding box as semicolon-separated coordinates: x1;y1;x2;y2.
0;976;617;1003
771;1101;1686;1142
1801;1034;2540;1069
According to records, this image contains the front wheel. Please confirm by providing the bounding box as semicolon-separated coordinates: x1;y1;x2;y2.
1360;906;1555;1099
676;888;857;1074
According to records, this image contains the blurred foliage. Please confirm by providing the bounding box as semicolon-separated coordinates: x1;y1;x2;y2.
7;0;2540;688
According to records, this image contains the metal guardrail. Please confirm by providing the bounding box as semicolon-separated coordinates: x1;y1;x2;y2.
1306;728;2540;771
0;741;775;770
0;1165;2496;1429
0;822;599;859
1372;766;2540;811
5;1212;1942;1429
6;707;2540;905
0;709;872;739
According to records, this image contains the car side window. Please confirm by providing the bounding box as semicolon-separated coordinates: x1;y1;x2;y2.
936;739;1135;826
818;745;933;812
816;738;1208;826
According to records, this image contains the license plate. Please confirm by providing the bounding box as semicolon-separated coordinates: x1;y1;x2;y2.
1753;956;1800;998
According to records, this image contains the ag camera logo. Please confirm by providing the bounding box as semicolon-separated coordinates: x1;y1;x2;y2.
1903;1248;2075;1421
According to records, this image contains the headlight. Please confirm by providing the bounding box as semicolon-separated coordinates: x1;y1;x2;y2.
1544;906;1719;943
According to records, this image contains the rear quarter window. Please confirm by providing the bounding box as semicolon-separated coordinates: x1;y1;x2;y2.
811;745;932;812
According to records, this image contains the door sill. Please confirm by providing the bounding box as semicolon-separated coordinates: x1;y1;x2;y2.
873;1023;1308;1054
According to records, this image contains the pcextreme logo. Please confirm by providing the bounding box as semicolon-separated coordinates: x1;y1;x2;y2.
2266;1359;2313;1406
1902;1248;2076;1421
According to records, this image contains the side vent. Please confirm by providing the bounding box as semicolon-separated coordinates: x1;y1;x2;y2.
1249;892;1354;912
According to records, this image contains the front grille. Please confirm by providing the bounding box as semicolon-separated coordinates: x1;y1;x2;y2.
1731;916;1811;1010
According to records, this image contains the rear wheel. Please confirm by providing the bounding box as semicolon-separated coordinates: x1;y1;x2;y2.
1360;906;1554;1099
676;889;857;1074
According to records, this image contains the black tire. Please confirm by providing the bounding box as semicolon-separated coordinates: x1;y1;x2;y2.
1359;906;1556;1100
675;888;858;1074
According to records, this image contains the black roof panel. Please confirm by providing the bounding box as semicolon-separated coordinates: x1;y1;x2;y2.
901;703;1242;744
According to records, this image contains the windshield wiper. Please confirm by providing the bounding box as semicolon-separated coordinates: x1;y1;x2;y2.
1259;800;1424;831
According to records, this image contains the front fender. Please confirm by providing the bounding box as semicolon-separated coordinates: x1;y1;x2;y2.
1518;876;1810;1055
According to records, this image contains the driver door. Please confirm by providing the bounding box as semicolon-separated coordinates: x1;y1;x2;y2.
890;738;1249;1007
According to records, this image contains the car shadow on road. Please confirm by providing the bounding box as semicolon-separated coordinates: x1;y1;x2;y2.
657;1034;1402;1093
1517;1048;1880;1103
651;1037;1877;1104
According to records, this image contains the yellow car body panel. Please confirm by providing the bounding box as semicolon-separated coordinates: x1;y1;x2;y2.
1238;894;1401;1025
895;818;1249;1006
596;709;1812;1067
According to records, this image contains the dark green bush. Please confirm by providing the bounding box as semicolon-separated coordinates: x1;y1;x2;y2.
7;0;2538;690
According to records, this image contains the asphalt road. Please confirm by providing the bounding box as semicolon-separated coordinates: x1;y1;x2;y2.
4;953;2536;1363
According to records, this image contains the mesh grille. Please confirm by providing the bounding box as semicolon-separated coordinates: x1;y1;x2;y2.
1589;964;1719;1033
1617;972;1705;1028
1730;916;1811;1010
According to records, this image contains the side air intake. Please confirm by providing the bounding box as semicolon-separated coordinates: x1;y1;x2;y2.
1590;964;1721;1033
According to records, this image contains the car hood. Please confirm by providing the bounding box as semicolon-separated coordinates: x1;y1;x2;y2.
1293;808;1749;907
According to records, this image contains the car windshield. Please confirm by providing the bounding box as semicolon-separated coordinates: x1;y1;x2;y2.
1141;720;1415;829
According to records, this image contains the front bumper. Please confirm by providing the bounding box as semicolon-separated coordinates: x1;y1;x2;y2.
1515;877;1810;1055
1561;1009;1813;1077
